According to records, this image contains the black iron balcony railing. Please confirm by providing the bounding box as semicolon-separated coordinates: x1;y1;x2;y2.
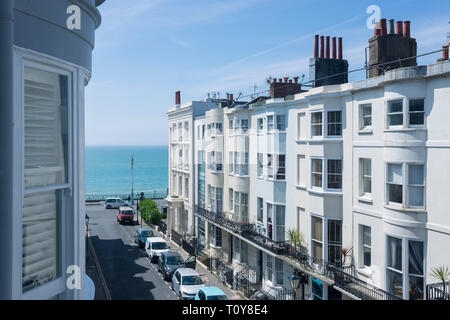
240;224;288;255
328;265;401;300
194;205;248;234
427;281;450;300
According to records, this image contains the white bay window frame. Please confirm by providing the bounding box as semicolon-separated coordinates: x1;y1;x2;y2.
13;48;86;300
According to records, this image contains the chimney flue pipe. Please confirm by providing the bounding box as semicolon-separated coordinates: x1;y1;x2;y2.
332;37;337;59
284;77;289;83
338;37;343;60
293;76;299;84
314;35;319;58
389;19;395;35
396;21;403;35
443;45;449;61
326;36;330;58
404;21;411;38
175;91;181;104
320;36;324;58
380;19;387;35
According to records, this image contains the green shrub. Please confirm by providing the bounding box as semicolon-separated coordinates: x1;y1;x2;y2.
140;199;162;225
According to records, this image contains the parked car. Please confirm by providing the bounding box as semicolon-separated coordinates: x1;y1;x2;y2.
116;206;134;224
145;237;169;263
171;268;205;300
104;197;130;209
195;287;228;300
134;228;154;247
157;250;196;280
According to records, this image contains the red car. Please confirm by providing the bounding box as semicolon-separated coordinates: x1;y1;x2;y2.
116;206;134;224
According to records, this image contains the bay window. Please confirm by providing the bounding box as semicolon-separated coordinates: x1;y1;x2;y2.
311;216;323;260
275;258;284;285
267;154;274;179
276;155;285;180
257;118;264;133
240;119;249;133
233;192;248;223
408;164;425;208
387;164;403;205
22;65;70;293
327;220;342;265
257;197;263;223
276;115;286;131
386;163;425;208
275;205;285;242
267;115;274;132
257;153;263;177
209;186;222;213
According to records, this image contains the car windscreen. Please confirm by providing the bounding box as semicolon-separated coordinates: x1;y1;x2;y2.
182;275;203;285
152;242;168;250
121;211;133;215
207;295;228;300
166;255;184;265
140;230;153;237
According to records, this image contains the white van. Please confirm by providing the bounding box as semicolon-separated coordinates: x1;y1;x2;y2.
145;237;169;263
104;197;130;209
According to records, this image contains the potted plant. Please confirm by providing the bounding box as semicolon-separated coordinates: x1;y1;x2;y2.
341;247;353;270
430;266;450;299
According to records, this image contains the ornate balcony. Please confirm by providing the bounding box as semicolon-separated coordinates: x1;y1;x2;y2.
194;205;247;234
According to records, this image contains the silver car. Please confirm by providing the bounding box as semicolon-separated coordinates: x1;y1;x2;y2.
171;268;205;300
104;197;130;209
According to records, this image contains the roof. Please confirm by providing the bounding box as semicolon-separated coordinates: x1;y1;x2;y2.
199;286;226;296
146;236;165;243
177;268;200;276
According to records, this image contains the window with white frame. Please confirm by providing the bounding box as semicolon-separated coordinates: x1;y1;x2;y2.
386;163;425;208
184;177;189;199
241;241;248;264
178;176;183;195
327;160;342;189
275;258;284;285
311;112;323;137
208;151;223;172
184;122;189;141
178;123;183;141
387;163;403;205
266;254;273;283
229;188;234;211
276;115;286;131
234;119;240;134
257;153;263;177
267;154;274;179
267;115;274;132
257;118;264;133
360;225;371;267
210;225;222;247
275;205;285;242
409;99;425;126
359;104;372;130
233;152;239;175
240;152;249;176
229;119;233;131
241;119;249;133
311;216;323;260
386;236;425;300
209;186;223;213
267;204;273;240
327;111;342;136
22;66;70;293
387;100;403;127
233;237;240;262
276;154;285;180
233;192;248;223
202;125;205;139
311;159;323;188
209;122;223;137
229;151;233;174
327;220;342;265
257;197;264;223
359;159;372;197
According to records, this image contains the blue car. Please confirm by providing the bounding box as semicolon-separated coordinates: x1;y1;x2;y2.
134;228;154;247
194;287;228;300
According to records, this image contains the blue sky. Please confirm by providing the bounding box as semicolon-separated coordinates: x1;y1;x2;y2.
85;0;450;146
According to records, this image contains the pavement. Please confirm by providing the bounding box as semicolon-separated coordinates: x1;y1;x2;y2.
85;202;241;300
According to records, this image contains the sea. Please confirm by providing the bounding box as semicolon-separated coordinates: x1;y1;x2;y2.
85;146;168;196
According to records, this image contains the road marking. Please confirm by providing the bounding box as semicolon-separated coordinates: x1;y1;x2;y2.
87;231;112;300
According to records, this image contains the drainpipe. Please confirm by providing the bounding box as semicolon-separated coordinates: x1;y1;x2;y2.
0;0;14;299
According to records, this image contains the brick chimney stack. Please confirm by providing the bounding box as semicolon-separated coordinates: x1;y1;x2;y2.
270;76;303;98
175;91;181;105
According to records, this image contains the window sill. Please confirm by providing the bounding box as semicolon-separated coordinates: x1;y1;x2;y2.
265;178;287;183
358;128;373;135
384;127;427;133
358;196;373;204
306;138;342;143
384;204;427;213
307;188;343;196
295;185;307;190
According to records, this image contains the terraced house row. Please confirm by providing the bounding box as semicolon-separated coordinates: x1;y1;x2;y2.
166;19;450;300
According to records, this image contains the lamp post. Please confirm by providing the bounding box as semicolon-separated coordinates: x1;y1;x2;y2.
289;270;307;300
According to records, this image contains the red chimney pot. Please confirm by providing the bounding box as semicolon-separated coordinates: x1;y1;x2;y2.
325;36;330;58
320;36;325;58
175;91;181;105
443;45;449;61
332;37;337;59
314;35;319;58
380;19;387;36
396;21;403;36
284;77;289;83
338;37;343;60
293;76;299;84
404;21;411;38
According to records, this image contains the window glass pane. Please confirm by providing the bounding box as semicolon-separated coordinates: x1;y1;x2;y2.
311;113;322;136
409;276;424;300
387;236;402;271
389;184;403;204
387;269;403;298
409;99;424;112
23;189;62;292
363;226;371;245
388;100;403;113
389;114;403;126
363;246;371;267
408;241;424;276
24;67;68;189
409;165;424;185
311;216;322;241
312;241;323;260
388;164;403;184
312;159;323;188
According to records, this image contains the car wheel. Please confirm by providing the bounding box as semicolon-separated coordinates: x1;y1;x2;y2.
106;205;111;209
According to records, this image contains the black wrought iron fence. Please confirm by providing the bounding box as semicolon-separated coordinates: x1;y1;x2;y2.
427;282;450;300
194;205;248;234
85;189;168;202
210;258;234;287
171;229;183;246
